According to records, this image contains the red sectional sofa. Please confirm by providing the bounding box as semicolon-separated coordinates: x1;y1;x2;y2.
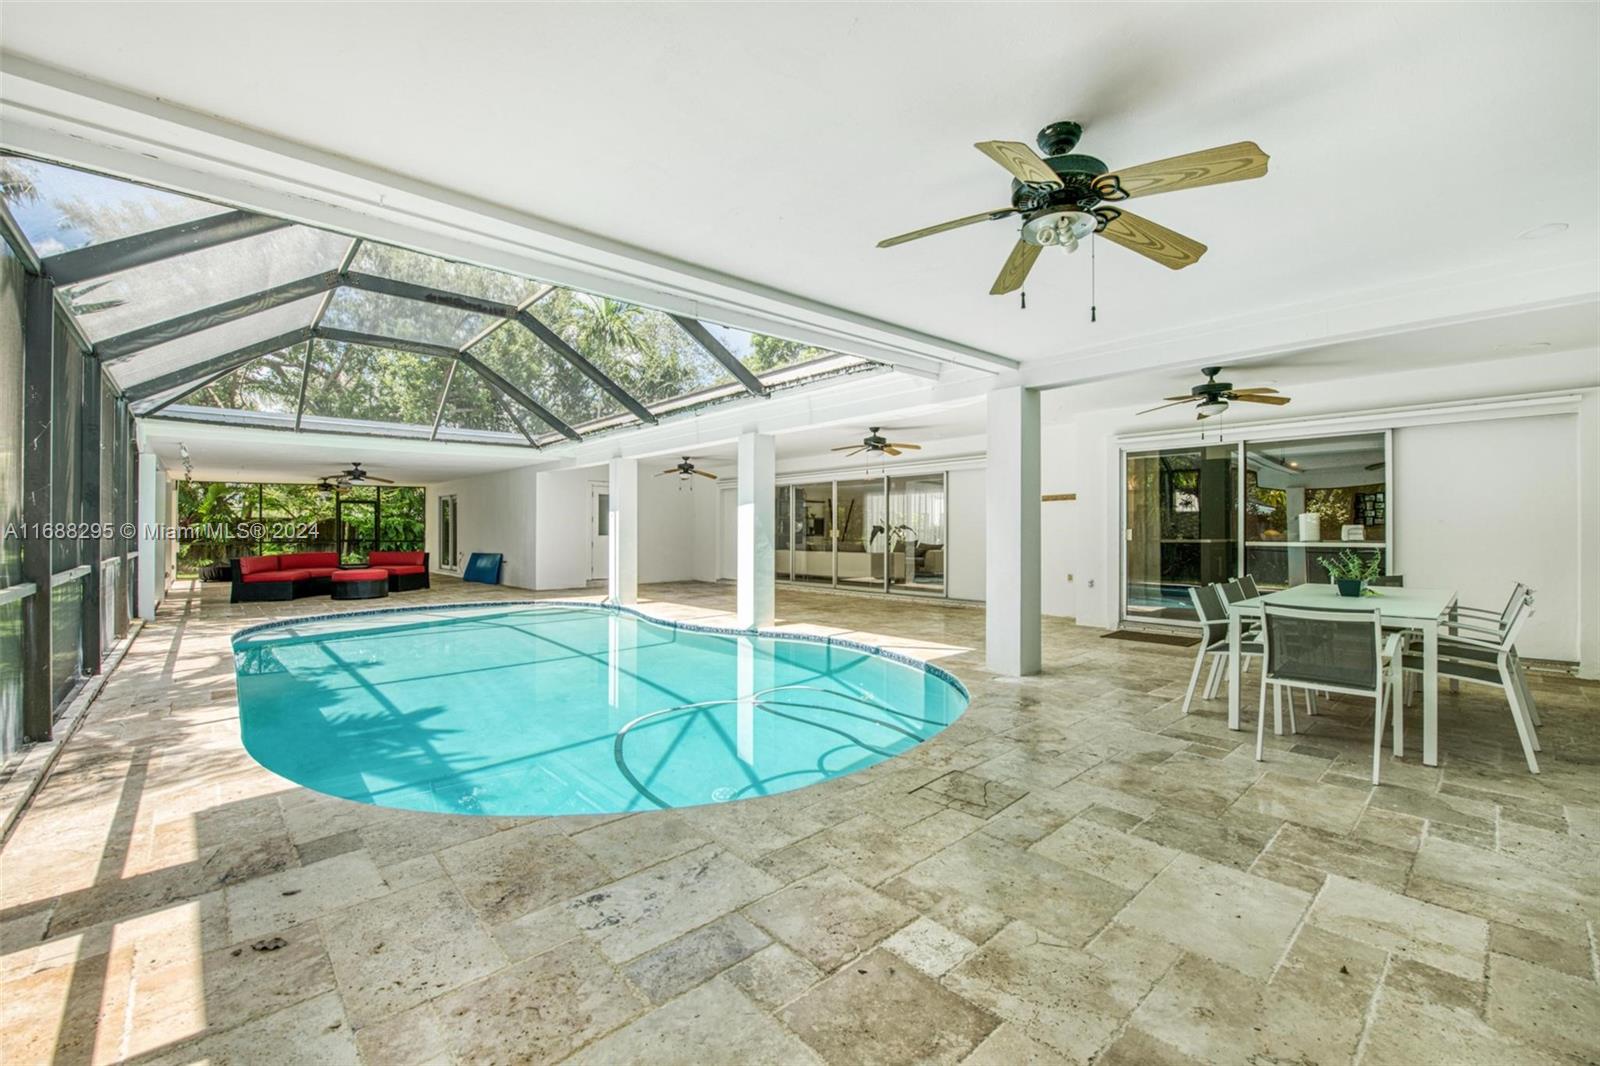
368;551;430;592
229;550;430;602
230;551;340;602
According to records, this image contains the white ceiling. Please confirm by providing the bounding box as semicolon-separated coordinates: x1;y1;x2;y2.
2;3;1595;369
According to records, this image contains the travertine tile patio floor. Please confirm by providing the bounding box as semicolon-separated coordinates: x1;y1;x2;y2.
2;577;1597;1065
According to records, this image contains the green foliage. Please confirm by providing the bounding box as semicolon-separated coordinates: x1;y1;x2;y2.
176;480;424;567
744;333;823;373
1318;548;1383;583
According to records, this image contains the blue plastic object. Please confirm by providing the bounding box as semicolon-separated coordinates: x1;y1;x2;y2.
463;552;503;584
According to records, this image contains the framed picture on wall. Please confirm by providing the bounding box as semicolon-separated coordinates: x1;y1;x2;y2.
1354;491;1385;526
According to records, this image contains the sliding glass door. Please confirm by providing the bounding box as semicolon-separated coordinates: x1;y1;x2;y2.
772;472;950;597
889;474;947;595
1243;433;1387;590
835;479;886;591
1122;431;1391;624
792;482;833;585
1124;446;1237;622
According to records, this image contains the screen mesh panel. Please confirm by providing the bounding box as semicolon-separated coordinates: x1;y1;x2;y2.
1264;608;1379;689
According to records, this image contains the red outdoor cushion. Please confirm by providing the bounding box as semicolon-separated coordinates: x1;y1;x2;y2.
333;568;388;582
236;555;279;577
243;568;310;584
382;565;426;576
298;568;338;579
279;552;340;570
369;551;424;567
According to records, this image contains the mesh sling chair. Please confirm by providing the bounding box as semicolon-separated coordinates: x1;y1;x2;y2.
1239;575;1262;599
1439;584;1540;724
1401;594;1542;774
1181;584;1262;716
1257;604;1403;784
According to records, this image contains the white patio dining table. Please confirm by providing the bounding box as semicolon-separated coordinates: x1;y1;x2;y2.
1225;583;1459;766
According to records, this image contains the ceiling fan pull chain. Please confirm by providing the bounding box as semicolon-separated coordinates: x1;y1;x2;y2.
1090;233;1098;323
1020;291;1026;310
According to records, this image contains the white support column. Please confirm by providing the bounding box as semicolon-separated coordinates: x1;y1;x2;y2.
136;450;161;620
607;456;638;605
986;386;1042;675
736;430;776;629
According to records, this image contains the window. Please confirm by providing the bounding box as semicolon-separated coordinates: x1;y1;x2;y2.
1121;431;1390;624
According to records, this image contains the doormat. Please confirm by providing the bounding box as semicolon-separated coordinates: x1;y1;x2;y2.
1101;629;1198;648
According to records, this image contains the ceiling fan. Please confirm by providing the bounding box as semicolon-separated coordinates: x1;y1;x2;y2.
657;457;717;481
831;427;923;458
1137;367;1290;419
318;462;394;486
877;119;1268;293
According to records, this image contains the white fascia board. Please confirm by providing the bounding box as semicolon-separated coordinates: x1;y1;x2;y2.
1010;267;1600;392
1113;390;1590;449
0;56;1003;378
528;367;991;470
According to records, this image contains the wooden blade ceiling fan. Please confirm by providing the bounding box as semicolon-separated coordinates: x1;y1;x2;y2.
657;457;718;480
878;119;1268;294
1137;367;1291;419
830;427;924;458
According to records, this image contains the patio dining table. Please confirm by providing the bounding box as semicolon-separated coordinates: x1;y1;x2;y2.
1225;583;1459;766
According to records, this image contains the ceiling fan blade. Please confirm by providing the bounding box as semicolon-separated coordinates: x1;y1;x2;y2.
882;446;902;456
884;443;922;449
364;475;395;483
846;447;867;457
1094;141;1268;201
1229;387;1280;395
1136;399;1196;416
657;469;678;476
990;240;1043;294
692;469;718;479
1228;393;1291;406
1097;209;1207;270
974;141;1063;188
877;208;1017;248
1161;394;1198;402
830;444;863;452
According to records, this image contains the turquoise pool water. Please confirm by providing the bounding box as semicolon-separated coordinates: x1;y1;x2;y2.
233;602;968;817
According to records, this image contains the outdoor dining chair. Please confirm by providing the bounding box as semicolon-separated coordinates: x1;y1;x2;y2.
1257;603;1403;784
1401;595;1542;773
1181;584;1262;716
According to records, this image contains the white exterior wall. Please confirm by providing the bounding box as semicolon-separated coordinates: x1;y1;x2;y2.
1050;348;1600;674
424;466;539;589
1393;414;1581;662
425;461;700;593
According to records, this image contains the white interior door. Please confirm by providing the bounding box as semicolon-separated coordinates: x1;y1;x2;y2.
590;483;610;581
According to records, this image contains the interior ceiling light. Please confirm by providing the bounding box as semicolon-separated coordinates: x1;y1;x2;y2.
1196;399;1229;419
1518;222;1568;240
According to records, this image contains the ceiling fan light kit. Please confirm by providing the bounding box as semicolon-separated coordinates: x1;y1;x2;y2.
829;427;924;460
657;457;718;486
1136;367;1293;421
877;119;1268;299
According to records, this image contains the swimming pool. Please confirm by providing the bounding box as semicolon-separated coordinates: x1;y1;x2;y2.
232;602;968;817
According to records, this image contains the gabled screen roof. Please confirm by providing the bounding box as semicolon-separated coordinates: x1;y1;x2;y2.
0;153;878;448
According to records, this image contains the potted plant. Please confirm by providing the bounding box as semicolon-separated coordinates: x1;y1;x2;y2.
1319;548;1383;597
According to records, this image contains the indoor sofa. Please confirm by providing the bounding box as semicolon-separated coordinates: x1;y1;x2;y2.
367;551;430;592
229;551;341;602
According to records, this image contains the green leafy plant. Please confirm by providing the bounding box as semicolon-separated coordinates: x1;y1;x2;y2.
1318;548;1383;583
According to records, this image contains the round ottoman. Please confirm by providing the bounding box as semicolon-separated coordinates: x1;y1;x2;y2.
331;568;390;600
